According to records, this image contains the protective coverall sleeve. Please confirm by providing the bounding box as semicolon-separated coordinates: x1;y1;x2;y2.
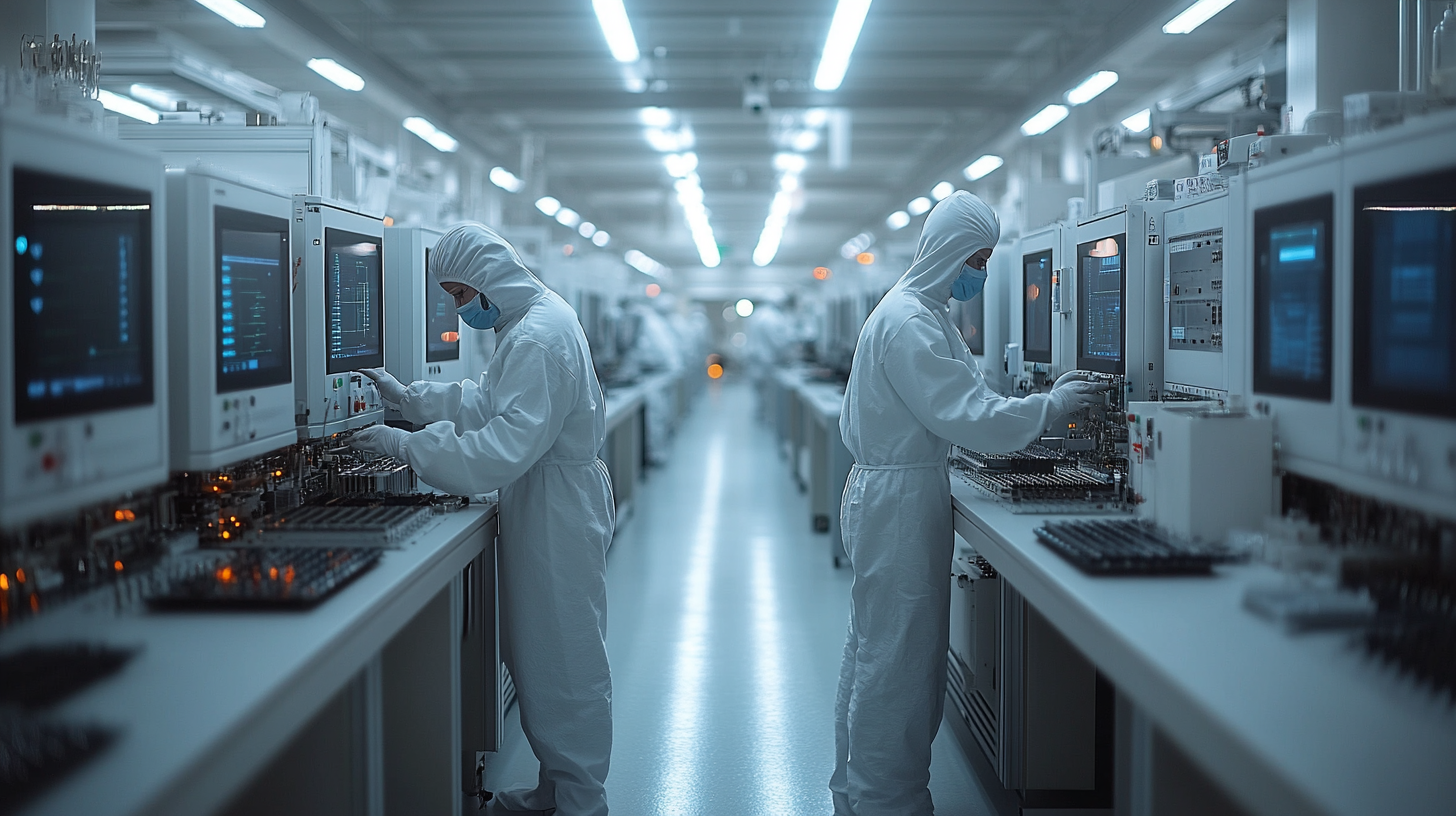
399;341;571;495
882;314;1054;454
398;377;494;432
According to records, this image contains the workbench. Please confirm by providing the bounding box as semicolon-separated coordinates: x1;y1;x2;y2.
6;503;500;816
950;480;1456;816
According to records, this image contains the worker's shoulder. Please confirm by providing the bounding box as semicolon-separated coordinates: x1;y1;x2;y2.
872;293;939;341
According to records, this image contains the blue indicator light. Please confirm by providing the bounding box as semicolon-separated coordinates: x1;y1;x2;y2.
15;236;27;255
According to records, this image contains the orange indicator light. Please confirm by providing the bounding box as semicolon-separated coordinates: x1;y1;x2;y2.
707;363;724;379
114;560;124;572
441;331;460;343
0;575;9;591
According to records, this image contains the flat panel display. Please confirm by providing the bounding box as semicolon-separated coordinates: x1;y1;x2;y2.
215;206;291;392
1023;249;1052;363
424;248;460;363
1351;166;1456;418
1076;234;1125;374
1252;195;1333;400
324;227;383;374
11;168;154;422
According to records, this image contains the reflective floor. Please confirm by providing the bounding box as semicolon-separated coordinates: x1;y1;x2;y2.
486;379;998;815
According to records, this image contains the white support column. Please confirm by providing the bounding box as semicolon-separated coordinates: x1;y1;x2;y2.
1286;0;1400;132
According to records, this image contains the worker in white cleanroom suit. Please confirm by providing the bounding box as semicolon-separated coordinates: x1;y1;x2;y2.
831;192;1108;816
349;224;614;816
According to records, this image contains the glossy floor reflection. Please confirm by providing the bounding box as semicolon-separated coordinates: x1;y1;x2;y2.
486;379;998;815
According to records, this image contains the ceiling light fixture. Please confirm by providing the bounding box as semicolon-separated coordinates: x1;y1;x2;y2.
593;231;611;247
907;196;932;216
773;153;807;174
579;222;597;238
625;249;667;276
97;90;160;124
1121;108;1152;133
489;166;525;192
1065;70;1118;105
1163;0;1238;34
791;130;821;152
886;211;910;230
192;0;265;28
403;117;458;152
840;232;874;259
813;0;874;91
639;107;673;127
664;152;698;178
1020;104;1069;136
556;208;581;227
535;196;561;217
963;155;1004;181
592;0;640;62
931;181;956;201
306;58;365;91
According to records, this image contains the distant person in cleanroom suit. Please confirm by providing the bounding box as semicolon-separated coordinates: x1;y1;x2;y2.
348;224;615;816
832;192;1107;816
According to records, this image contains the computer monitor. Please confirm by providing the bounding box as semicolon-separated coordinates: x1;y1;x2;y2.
291;196;386;438
1351;165;1456;419
1076;234;1126;374
1022;249;1053;364
167;168;296;470
1252;195;1333;401
384;226;464;386
2;111;168;527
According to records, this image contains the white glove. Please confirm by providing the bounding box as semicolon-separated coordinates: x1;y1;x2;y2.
1053;370;1094;390
359;368;407;407
347;425;409;458
1050;380;1112;416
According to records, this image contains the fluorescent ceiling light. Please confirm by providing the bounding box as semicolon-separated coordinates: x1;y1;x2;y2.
931;181;956;201
403;117;458;152
579;222;597;238
813;0;874;91
645;127;693;153
306;58;365;91
791;130;821;152
593;231;611;247
907;196;932;216
535;196;561;217
963;154;1004;181
556;208;580;227
773;153;807;174
1121;108;1152;133
886;211;910;230
735;299;755;317
128;84;178;110
640;107;673;127
803;108;830;128
192;0;265;28
1065;70;1118;105
1020;104;1069;136
840;231;875;259
1163;0;1238;34
97;90;160;124
489;166;525;192
592;0;640;62
626;249;666;276
664;152;698;178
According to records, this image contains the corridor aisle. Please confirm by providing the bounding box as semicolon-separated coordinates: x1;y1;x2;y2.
486;379;999;815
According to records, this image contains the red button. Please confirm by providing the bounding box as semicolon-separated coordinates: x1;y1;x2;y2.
41;452;57;472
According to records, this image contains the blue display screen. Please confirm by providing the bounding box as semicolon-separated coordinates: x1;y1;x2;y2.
11;168;154;422
1077;234;1125;374
1253;194;1332;400
324;228;383;374
215;206;290;392
1352;165;1456;418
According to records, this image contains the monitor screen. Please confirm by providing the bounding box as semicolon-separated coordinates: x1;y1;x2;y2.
1352;166;1456;418
324;227;383;374
12;168;154;423
423;248;460;363
1253;195;1333;400
215;206;291;392
1076;234;1125;374
1023;249;1053;363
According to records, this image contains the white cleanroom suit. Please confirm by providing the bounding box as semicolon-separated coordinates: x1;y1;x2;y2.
831;192;1103;815
353;224;615;816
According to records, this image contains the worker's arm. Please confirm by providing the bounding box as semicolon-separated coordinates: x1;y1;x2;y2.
882;313;1054;454
397;376;495;432
399;340;570;495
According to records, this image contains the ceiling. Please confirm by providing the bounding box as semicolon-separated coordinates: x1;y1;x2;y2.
88;0;1287;277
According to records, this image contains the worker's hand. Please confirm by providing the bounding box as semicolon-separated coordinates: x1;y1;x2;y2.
1053;370;1095;390
1049;380;1112;416
347;425;409;459
359;368;407;406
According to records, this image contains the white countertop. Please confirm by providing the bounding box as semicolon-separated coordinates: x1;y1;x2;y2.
4;503;497;816
950;480;1456;816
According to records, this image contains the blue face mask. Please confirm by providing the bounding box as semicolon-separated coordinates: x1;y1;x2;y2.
951;262;987;301
457;294;501;330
